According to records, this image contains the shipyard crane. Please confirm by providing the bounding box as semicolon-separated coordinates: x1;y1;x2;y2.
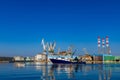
52;41;56;50
41;38;47;52
71;49;77;58
48;41;56;53
57;48;60;54
67;45;74;55
48;42;52;51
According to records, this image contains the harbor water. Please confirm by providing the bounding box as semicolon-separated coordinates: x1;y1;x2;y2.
0;63;120;80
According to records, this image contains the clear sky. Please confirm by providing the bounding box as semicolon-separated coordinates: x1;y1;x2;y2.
0;0;120;56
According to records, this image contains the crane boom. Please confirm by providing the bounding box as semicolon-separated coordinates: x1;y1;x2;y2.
71;49;77;58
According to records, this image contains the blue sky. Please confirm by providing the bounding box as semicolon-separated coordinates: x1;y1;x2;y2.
0;0;120;56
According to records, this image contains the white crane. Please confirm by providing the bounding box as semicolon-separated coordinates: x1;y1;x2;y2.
52;41;56;50
41;38;47;52
48;41;56;53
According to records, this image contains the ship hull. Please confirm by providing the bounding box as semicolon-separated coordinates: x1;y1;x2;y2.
50;59;86;64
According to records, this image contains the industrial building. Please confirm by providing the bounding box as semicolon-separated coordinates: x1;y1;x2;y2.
35;53;46;62
92;36;120;63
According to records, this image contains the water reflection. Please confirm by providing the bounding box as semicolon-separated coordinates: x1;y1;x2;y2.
14;62;25;68
2;63;120;80
15;62;120;80
37;64;113;80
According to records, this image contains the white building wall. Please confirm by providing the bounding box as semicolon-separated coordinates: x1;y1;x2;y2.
14;56;24;61
35;54;46;61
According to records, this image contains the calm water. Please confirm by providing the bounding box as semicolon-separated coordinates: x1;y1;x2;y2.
0;63;120;80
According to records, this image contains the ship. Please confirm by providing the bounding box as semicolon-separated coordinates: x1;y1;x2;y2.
49;49;86;64
50;58;86;64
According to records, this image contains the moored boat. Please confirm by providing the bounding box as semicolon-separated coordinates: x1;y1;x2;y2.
50;59;86;64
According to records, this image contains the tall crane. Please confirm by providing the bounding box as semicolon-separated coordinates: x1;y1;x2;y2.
41;38;47;52
71;49;77;58
48;41;56;53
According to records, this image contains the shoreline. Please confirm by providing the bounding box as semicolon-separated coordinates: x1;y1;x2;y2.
0;60;120;64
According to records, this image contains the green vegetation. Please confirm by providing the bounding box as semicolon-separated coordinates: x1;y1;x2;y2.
0;57;13;62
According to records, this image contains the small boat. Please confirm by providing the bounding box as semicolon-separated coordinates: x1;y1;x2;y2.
50;59;86;64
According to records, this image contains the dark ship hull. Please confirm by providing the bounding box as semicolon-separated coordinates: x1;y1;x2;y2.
50;59;86;64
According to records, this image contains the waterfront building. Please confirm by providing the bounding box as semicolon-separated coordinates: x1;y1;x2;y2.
103;55;120;62
35;53;46;61
114;56;120;61
25;57;34;62
81;54;93;61
14;56;24;62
